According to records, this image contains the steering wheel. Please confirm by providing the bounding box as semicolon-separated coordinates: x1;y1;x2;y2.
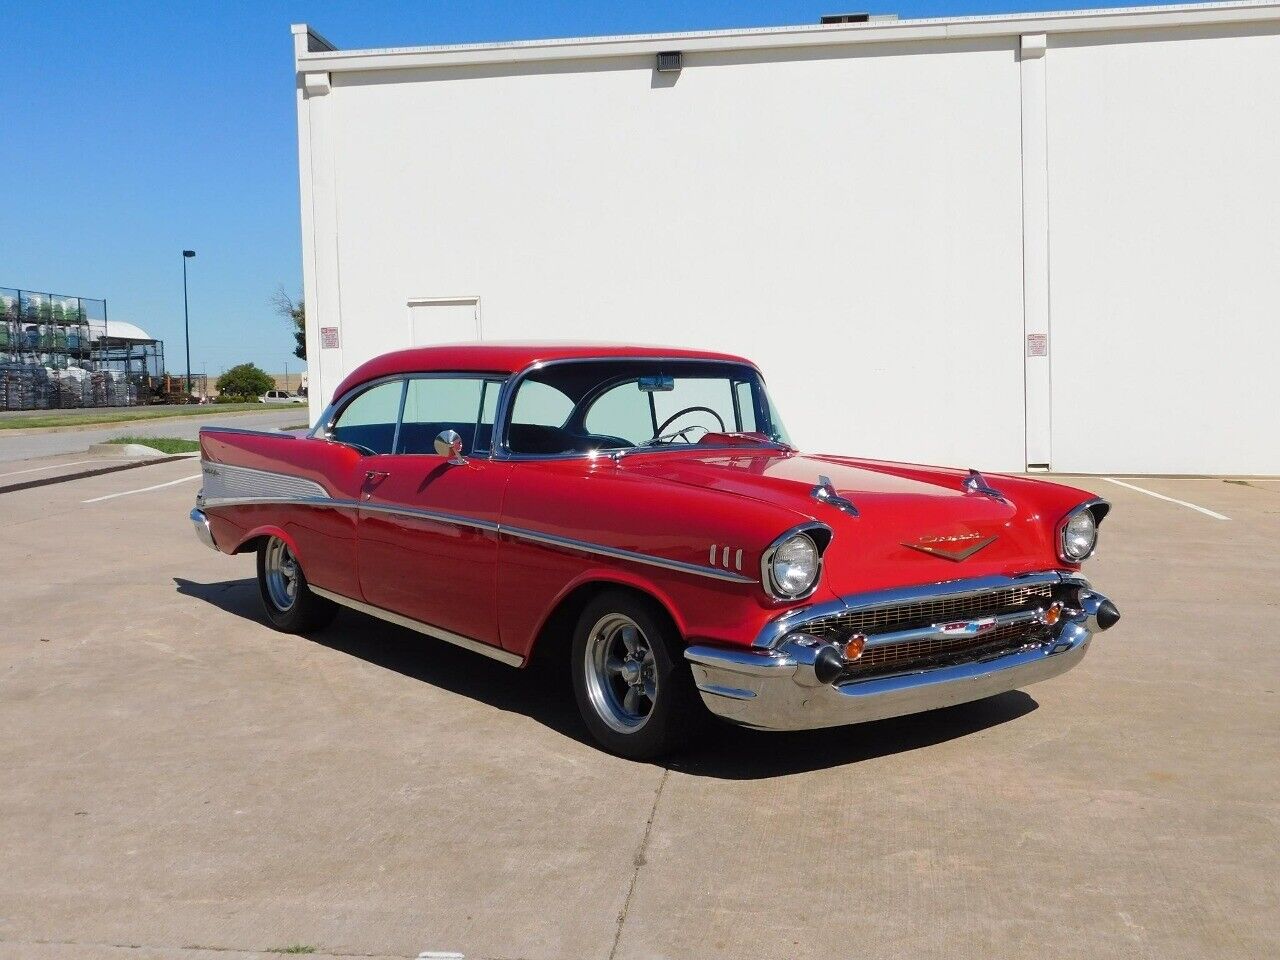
654;405;727;441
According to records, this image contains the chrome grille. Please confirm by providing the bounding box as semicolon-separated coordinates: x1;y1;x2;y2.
840;619;1046;680
803;584;1053;640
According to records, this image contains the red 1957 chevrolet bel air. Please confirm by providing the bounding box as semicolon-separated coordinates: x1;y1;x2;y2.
191;343;1119;758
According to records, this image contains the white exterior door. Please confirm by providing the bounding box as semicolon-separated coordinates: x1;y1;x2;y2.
408;296;481;346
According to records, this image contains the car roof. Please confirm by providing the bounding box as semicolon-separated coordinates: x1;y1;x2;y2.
332;342;755;398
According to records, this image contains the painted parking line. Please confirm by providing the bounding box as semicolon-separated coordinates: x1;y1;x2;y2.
0;458;99;479
1101;477;1230;521
81;474;201;504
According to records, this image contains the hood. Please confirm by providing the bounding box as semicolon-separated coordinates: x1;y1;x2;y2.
620;450;1092;596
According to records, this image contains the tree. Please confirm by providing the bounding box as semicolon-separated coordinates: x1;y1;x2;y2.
272;287;306;361
216;362;274;400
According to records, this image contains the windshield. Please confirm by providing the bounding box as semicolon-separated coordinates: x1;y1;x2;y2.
504;360;791;457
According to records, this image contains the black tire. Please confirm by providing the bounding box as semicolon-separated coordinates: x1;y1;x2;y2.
256;536;337;634
571;589;705;759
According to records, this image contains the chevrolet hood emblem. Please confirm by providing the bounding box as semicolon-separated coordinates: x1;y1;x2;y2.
902;532;997;562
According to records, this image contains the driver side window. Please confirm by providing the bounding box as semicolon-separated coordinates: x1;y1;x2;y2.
330;380;404;454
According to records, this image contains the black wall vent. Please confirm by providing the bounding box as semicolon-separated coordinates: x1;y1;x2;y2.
656;51;682;72
820;13;871;24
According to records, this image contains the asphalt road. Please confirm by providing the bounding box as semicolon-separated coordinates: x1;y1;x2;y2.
0;408;302;462
0;462;1276;960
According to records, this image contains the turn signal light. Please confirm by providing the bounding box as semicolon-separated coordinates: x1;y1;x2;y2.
1042;602;1063;626
843;633;867;661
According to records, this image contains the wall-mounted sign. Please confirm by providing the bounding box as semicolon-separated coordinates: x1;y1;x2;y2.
1026;333;1048;357
320;326;340;349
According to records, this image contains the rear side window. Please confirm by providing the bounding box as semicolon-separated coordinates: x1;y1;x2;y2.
330;380;404;454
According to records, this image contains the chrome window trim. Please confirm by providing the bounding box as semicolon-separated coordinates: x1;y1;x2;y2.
751;569;1091;649
1056;497;1110;564
318;371;510;459
490;355;780;462
198;493;754;584
759;521;833;601
310;585;524;667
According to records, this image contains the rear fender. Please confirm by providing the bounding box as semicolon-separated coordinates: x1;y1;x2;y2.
232;523;301;561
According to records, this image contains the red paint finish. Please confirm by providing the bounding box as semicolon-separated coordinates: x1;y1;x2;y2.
357;454;512;646
197;344;1102;664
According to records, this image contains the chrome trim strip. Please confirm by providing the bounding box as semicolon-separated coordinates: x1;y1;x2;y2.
198;493;751;583
310;586;524;667
752;570;1089;649
200;425;300;440
360;500;500;532
499;523;756;583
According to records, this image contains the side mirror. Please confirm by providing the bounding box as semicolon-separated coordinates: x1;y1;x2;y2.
434;429;467;464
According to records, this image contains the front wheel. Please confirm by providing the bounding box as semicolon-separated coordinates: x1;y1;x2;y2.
571;590;704;759
256;536;336;634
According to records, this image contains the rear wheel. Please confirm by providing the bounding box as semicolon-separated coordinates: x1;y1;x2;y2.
571;590;704;759
256;536;336;634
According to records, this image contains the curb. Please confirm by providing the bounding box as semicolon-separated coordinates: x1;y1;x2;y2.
0;454;195;497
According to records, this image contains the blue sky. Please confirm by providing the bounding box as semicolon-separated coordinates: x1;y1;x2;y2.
2;0;1209;376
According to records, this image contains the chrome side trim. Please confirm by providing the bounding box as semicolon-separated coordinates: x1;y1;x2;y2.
499;524;756;584
310;586;524;667
200;425;300;440
752;570;1089;649
198;492;750;583
201;461;330;502
360;501;500;532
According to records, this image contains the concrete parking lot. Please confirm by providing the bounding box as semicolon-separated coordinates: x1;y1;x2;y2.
1;458;1277;960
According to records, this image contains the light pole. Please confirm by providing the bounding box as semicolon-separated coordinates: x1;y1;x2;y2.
182;250;196;396
284;357;289;394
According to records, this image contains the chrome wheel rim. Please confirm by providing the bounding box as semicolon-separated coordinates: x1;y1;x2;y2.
263;538;299;612
584;613;658;733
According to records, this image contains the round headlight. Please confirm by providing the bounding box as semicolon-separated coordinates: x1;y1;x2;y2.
768;533;820;598
1060;508;1098;562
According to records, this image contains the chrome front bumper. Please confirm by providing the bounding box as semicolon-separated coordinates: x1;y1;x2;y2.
190;507;218;551
685;578;1118;732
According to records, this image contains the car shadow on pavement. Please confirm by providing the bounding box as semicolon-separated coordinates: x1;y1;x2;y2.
174;577;1040;779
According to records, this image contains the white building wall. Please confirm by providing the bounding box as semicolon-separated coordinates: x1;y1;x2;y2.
1044;23;1280;474
295;4;1280;475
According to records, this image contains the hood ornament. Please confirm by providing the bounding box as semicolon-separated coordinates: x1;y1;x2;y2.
963;468;1006;502
902;532;998;562
811;475;858;516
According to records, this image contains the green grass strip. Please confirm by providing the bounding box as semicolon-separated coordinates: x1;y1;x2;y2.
0;403;267;430
104;436;202;454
